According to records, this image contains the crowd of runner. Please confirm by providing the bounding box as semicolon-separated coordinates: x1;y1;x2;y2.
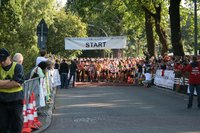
55;54;194;85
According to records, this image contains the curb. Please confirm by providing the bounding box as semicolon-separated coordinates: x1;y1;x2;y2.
33;88;57;133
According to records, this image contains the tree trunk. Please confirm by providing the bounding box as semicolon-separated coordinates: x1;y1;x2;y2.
169;0;184;56
155;21;168;56
145;11;155;57
143;4;168;56
112;49;119;58
154;4;168;56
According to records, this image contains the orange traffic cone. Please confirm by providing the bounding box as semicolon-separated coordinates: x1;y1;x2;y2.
22;99;32;133
32;92;42;128
27;93;37;129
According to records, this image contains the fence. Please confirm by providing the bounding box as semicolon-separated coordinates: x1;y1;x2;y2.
154;69;197;95
22;69;61;133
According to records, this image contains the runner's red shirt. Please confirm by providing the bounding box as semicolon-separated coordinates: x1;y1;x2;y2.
183;62;200;84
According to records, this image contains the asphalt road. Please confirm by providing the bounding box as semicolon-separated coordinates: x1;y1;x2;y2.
43;85;200;133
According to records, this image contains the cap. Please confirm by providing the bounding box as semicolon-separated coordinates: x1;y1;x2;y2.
0;48;10;62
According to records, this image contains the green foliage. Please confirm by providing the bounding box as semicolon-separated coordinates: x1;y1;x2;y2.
66;0;147;57
23;45;39;74
46;10;87;58
0;0;23;47
0;0;199;66
180;4;194;54
19;0;56;49
66;0;199;57
180;0;200;54
0;0;56;73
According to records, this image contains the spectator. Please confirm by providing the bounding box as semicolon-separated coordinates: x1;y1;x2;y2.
183;56;200;109
59;59;69;89
36;49;48;66
142;65;152;87
13;53;25;84
30;61;47;79
174;60;183;92
0;48;24;133
160;60;166;70
13;53;24;64
68;59;77;87
54;59;60;69
46;60;53;70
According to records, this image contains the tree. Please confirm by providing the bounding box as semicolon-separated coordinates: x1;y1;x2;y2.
0;0;23;48
169;0;185;56
142;1;168;56
47;10;87;58
180;2;194;54
66;0;146;58
0;0;64;73
144;11;155;57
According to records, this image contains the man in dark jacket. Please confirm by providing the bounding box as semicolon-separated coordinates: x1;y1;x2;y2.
54;59;60;69
183;56;200;109
59;59;69;89
68;59;77;87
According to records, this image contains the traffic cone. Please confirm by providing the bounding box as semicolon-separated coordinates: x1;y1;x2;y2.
32;92;42;128
27;93;37;129
22;99;32;133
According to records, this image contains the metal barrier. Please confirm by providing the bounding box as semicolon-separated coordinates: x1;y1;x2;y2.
21;69;60;132
23;77;40;108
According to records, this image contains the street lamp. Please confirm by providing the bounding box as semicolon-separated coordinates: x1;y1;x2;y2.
88;24;108;37
194;0;198;55
88;24;109;57
93;7;121;23
93;7;124;58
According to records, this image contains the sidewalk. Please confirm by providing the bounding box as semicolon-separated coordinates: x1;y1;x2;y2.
32;88;56;133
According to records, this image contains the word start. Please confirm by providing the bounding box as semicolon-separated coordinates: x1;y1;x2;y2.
86;42;106;48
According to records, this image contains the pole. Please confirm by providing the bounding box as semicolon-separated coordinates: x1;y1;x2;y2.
88;24;108;57
93;7;121;22
41;24;44;49
194;0;198;55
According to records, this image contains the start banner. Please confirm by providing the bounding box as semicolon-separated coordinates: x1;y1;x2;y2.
65;36;127;50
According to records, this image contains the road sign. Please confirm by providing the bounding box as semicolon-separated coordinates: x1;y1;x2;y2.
37;19;48;49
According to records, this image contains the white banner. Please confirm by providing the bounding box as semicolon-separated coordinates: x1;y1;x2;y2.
154;70;175;90
39;78;46;107
65;36;127;50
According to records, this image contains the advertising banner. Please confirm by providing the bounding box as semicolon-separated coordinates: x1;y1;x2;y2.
154;70;175;90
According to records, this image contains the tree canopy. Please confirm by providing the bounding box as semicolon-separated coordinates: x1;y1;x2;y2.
0;0;87;73
0;0;199;71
